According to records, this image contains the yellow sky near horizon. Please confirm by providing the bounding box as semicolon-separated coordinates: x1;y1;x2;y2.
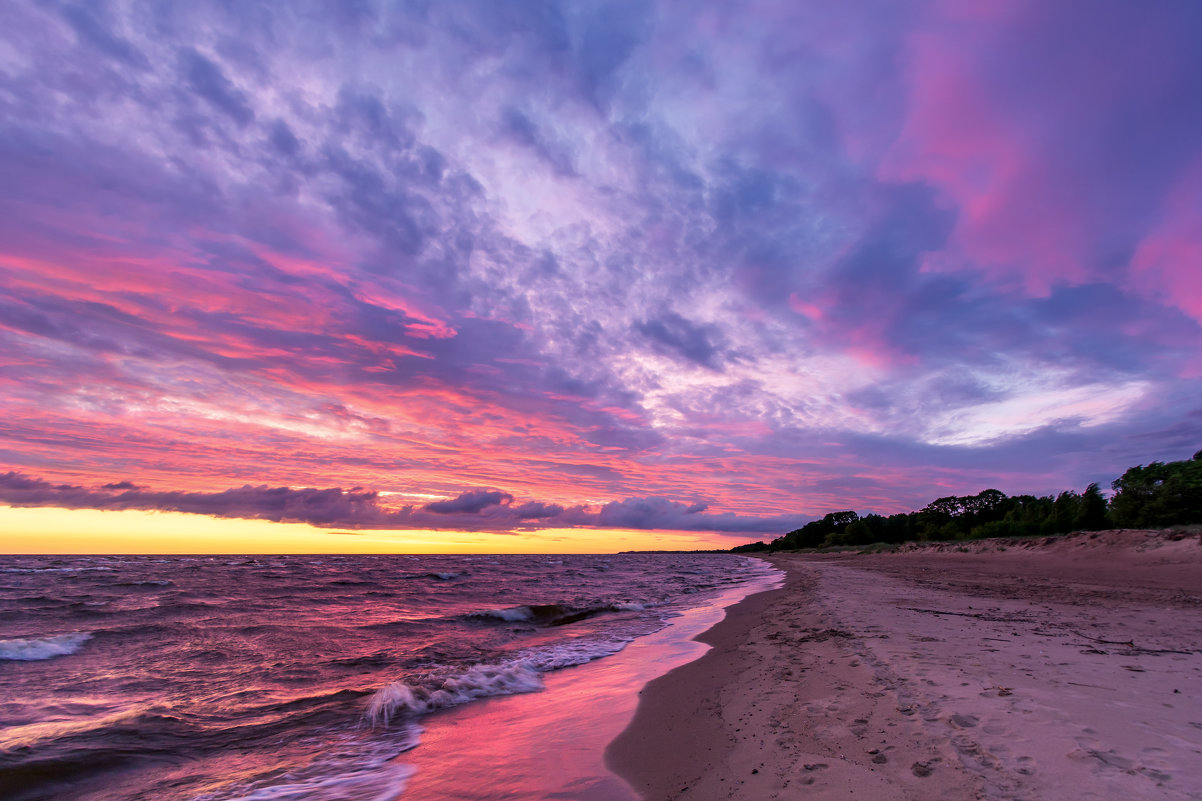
0;506;735;554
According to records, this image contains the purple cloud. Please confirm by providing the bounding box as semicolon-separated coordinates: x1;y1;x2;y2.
179;48;255;127
424;490;514;515
0;473;804;536
0;473;386;527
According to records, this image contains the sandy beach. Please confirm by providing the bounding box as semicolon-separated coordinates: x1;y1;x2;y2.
607;530;1202;800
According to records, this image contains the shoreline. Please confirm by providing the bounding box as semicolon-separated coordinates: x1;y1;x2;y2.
394;561;781;801
606;531;1202;800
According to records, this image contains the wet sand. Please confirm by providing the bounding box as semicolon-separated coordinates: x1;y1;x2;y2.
607;530;1202;800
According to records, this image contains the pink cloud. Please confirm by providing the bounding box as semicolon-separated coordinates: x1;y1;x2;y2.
877;1;1202;302
1129;156;1202;328
878;19;1087;293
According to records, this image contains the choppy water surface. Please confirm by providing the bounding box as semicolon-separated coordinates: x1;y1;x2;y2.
0;553;771;801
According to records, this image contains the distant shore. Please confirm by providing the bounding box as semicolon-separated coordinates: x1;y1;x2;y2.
607;530;1202;800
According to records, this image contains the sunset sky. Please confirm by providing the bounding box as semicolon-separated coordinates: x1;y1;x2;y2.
2;1;1200;552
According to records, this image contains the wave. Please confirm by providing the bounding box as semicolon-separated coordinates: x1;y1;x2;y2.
366;663;544;725
0;632;92;661
466;605;543;623
196;729;419;801
366;635;635;727
519;637;629;672
210;762;415;801
402;571;463;581
465;601;647;626
2;700;411;801
5;690;372;759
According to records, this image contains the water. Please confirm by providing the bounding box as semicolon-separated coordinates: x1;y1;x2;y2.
0;553;775;801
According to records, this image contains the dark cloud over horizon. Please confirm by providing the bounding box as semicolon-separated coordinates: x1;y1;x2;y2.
0;473;806;536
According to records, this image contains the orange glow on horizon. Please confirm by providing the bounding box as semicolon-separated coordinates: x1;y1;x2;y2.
0;506;737;554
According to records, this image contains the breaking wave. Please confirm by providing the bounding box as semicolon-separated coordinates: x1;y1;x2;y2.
366;663;545;725
465;601;647;626
366;636;634;727
0;632;92;661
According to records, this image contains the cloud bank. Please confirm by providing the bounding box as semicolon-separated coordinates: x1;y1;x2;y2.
0;474;804;536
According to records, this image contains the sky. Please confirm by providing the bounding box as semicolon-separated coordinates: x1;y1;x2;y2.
1;0;1201;552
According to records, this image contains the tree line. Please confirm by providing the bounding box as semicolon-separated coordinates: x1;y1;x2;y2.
733;449;1202;552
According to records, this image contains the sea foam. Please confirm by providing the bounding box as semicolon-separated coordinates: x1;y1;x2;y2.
366;637;635;727
366;663;545;725
201;741;417;801
0;632;92;661
469;605;539;622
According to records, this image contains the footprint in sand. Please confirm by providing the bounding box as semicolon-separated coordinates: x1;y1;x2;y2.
1068;741;1136;773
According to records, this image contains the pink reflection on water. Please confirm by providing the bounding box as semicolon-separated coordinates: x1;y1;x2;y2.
397;572;781;800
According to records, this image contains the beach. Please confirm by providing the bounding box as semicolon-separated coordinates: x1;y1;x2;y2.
607;530;1202;800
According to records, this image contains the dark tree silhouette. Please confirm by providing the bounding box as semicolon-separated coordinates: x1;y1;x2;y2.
755;449;1201;552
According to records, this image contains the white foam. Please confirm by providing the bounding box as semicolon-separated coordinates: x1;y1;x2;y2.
470;606;535;622
367;663;545;725
203;735;418;801
0;633;92;661
366;636;640;729
215;762;415;801
520;638;630;672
